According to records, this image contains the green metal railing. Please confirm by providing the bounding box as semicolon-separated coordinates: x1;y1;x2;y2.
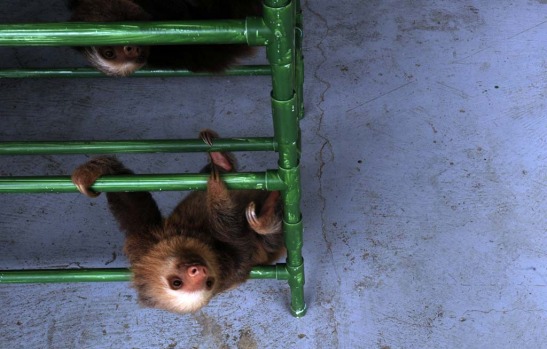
0;138;276;155
0;0;306;317
0;20;269;46
0;171;285;193
0;264;290;284
0;65;272;78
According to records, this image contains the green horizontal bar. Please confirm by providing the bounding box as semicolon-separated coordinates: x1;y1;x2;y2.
0;138;276;155
0;20;269;46
0;268;132;283
250;264;289;280
0;265;288;283
0;171;285;193
0;65;272;78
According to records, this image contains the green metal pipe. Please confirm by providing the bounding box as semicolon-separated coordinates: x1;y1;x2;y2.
283;202;306;317
0;265;288;283
249;264;289;280
279;166;302;223
0;268;132;283
264;4;295;101
283;219;304;267
295;0;305;119
272;94;299;169
0;65;272;79
264;0;306;317
285;257;306;316
271;63;295;100
263;3;294;60
264;0;292;9
0;138;276;155
0;171;285;193
0;20;270;46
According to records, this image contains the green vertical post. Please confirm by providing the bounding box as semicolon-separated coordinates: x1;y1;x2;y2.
295;0;305;120
264;0;306;317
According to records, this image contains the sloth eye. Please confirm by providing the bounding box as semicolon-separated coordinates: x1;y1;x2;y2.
101;49;116;59
206;280;213;289
169;277;183;290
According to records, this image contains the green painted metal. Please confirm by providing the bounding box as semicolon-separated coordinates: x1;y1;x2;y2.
264;0;307;317
0;269;132;283
279;166;302;223
272;95;300;169
0;65;272;78
0;265;289;283
0;20;269;46
249;264;289;280
283;219;304;268
264;0;287;7
0;171;285;193
263;3;295;100
0;138;276;155
295;0;305;120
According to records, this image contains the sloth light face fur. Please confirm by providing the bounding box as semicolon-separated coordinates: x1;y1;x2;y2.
130;236;220;314
84;46;148;77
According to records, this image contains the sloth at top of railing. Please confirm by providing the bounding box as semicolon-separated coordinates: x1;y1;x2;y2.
68;0;262;76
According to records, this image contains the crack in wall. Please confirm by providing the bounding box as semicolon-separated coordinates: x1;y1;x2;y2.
304;0;336;281
304;1;340;346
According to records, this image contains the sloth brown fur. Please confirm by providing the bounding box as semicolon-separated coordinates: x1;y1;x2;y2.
71;130;284;313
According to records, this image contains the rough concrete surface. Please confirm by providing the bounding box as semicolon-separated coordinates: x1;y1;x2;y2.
1;1;546;348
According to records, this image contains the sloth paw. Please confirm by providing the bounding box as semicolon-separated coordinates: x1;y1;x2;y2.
200;129;233;172
71;156;126;198
245;198;282;235
72;165;102;198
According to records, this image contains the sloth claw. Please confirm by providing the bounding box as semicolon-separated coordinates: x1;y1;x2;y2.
210;166;221;182
245;202;259;227
200;129;218;146
79;185;100;198
72;169;101;198
246;201;279;235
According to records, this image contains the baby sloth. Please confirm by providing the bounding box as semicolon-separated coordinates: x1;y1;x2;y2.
71;130;284;313
69;0;262;76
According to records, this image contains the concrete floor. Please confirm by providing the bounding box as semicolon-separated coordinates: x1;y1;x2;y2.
1;0;546;348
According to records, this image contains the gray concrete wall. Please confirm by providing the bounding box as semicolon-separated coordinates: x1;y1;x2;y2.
1;1;546;348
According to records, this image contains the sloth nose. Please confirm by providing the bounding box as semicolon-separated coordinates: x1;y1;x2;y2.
123;46;141;57
189;266;207;277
